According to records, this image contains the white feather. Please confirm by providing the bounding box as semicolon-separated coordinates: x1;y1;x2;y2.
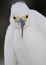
4;2;46;65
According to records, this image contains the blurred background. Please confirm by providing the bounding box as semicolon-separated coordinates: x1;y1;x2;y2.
0;0;46;65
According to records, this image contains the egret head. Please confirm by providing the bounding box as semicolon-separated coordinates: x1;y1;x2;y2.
10;2;30;37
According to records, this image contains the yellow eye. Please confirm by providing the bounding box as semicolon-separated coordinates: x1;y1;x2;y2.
13;17;16;19
22;15;28;20
13;16;19;21
26;15;28;18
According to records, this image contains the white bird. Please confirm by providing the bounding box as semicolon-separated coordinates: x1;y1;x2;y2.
4;2;46;65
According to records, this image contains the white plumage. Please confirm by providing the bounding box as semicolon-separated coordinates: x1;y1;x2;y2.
4;2;46;65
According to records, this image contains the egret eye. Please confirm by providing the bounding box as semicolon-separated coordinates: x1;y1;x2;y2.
22;15;28;20
26;15;28;18
13;17;16;19
13;16;19;22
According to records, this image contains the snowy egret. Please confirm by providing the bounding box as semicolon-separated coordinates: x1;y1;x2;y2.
4;2;46;65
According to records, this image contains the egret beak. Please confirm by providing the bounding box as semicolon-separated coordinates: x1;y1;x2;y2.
18;18;25;38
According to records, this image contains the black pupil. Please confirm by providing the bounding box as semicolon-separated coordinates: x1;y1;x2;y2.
13;17;16;19
26;15;28;18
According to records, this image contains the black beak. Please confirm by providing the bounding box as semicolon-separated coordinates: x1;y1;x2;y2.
18;18;25;38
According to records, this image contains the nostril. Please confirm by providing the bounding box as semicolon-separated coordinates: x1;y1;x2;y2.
18;18;25;26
